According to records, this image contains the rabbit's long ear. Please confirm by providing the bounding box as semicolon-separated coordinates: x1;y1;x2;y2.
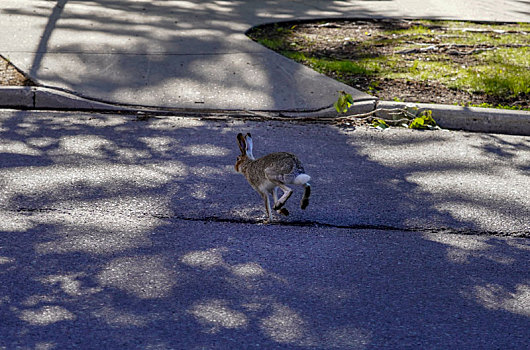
237;133;246;155
245;133;255;160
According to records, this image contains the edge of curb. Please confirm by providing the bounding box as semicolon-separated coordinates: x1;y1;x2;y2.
0;86;130;111
375;101;530;136
1;86;529;136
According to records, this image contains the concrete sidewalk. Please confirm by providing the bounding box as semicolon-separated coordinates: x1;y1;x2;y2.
1;0;529;111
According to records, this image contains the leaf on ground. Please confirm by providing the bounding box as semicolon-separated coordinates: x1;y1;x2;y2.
372;119;389;130
335;91;354;114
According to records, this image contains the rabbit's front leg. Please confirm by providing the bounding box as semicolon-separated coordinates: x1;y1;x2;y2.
260;192;273;223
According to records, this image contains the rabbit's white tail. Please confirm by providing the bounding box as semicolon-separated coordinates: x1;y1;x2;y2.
293;174;311;185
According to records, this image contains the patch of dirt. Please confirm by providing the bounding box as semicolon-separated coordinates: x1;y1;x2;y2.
249;19;529;109
335;74;525;107
0;56;34;86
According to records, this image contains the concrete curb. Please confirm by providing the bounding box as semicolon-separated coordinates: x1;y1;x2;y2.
1;86;529;136
376;101;530;136
0;86;128;111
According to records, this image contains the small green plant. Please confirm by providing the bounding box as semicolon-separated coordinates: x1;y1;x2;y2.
411;60;420;72
332;91;439;130
334;91;354;114
409;110;438;129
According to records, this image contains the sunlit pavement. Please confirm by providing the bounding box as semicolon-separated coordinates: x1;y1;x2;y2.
1;110;529;348
1;1;529;110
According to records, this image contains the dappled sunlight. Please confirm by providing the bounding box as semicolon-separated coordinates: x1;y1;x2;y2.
181;248;228;269
34;197;164;255
351;131;480;169
0;111;528;347
0;140;42;156
97;255;178;299
34;203;160;255
413;170;530;232
433;202;528;235
426;232;497;251
193;53;270;87
506;240;530;251
18;305;76;326
205;1;241;15
11;121;41;136
0;112;237;265
139;136;178;156
229;204;263;221
38;273;102;297
180;247;285;285
146;116;208;130
260;303;307;344
190;165;232;179
36;229;151;256
1;163;186;204
26;136;57;149
93;305;150;328
462;283;530;317
231;262;266;278
346;128;530;233
183;144;230;157
180;245;371;347
0;211;34;232
50;134;116;158
1;0;380;109
21;294;56;308
190;182;214;200
422;232;529;317
424;233;516;264
188;299;249;333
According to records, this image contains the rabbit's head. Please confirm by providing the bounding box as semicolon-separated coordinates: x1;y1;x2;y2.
235;133;254;173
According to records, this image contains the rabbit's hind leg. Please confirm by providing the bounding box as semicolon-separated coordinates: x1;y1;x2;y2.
273;187;289;216
301;183;311;210
273;184;293;210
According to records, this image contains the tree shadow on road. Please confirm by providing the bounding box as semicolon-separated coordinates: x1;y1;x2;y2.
0;111;529;348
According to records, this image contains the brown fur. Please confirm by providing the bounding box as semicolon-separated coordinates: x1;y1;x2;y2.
235;133;311;223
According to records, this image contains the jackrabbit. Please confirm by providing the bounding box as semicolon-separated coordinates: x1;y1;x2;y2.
235;133;311;223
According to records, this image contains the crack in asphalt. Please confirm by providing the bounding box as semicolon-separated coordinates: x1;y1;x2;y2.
153;214;530;238
11;207;529;238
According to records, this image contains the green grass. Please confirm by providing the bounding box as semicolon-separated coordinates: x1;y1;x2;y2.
284;53;378;76
249;20;529;109
383;24;432;35
256;37;284;50
453;47;530;96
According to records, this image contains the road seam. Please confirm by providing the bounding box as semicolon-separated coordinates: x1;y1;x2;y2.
11;207;528;238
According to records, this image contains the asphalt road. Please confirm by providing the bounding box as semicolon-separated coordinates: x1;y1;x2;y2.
1;110;529;349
